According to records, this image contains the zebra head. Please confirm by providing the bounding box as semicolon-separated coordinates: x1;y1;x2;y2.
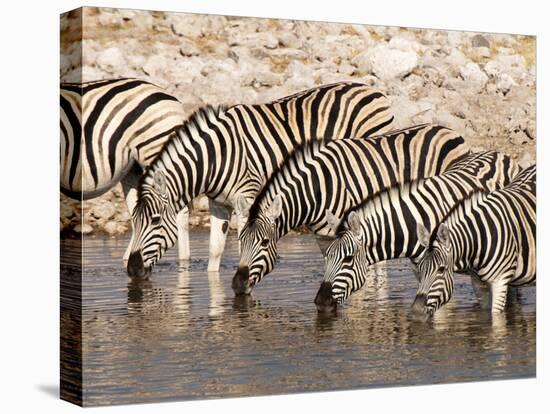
127;170;178;278
315;211;370;312
232;194;283;295
411;223;455;320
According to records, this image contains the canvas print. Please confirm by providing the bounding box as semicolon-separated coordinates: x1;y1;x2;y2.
60;7;536;407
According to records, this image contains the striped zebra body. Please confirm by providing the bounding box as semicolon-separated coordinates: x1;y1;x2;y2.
127;82;395;277
60;78;191;262
412;164;536;316
231;124;469;295
60;78;186;198
315;151;521;311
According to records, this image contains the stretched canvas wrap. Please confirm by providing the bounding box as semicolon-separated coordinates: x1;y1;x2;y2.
60;6;536;407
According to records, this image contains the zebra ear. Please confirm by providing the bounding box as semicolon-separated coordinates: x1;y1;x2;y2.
325;210;341;234
153;171;167;195
268;194;283;222
437;224;451;248
417;223;430;247
235;195;251;218
348;211;362;238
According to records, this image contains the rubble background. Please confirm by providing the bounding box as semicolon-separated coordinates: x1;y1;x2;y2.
60;7;536;236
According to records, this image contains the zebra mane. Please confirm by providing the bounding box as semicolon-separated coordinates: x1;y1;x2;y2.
336;172;485;236
425;189;488;246
427;165;535;245
137;104;227;199
335;151;505;235
248;139;326;220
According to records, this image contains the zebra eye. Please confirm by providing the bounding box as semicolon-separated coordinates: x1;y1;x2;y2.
261;238;270;247
437;265;446;273
344;255;354;261
151;215;161;226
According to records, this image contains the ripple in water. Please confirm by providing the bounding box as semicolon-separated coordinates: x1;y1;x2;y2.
61;230;535;406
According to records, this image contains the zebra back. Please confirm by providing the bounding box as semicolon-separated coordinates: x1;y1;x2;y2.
130;82;395;275
319;151;521;306
249;124;469;237
412;164;535;316
232;124;468;294
445;164;535;285
60;78;186;197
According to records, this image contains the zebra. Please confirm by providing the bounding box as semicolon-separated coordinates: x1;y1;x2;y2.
411;164;535;318
126;82;396;278
231;124;469;295
60;78;191;261
315;151;521;312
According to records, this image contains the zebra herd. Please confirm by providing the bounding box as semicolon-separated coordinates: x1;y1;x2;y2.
61;77;536;320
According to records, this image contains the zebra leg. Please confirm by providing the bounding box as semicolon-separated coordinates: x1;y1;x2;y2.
470;275;491;309
176;207;191;262
121;164;143;264
490;281;509;313
208;199;232;272
507;286;520;304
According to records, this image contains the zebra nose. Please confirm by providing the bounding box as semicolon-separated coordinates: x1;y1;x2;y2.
315;282;337;313
127;251;150;279
411;294;428;318
232;266;252;296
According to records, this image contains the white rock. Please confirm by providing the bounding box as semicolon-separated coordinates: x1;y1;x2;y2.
103;221;119;235
96;47;125;72
229;32;279;49
74;223;93;235
98;11;120;26
142;55;168;77
388;36;424;53
370;46;418;80
445;49;468;69
484;55;527;81
351;50;373;75
470;46;491;60
60;203;75;219
91;202;116;220
496;73;516;94
278;32;303;49
459;62;488;90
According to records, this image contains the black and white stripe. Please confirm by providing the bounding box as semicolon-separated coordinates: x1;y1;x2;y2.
231;124;469;295
315;151;521;311
60;78;190;261
60;78;186;198
412;164;535;316
126;82;396;277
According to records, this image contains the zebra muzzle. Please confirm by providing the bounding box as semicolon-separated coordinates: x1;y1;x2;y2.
127;251;151;279
410;294;430;321
232;266;252;296
314;282;337;313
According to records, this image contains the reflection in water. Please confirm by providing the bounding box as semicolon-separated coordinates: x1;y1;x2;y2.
62;230;535;406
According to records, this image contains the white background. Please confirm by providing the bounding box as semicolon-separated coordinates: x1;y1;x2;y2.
1;0;547;412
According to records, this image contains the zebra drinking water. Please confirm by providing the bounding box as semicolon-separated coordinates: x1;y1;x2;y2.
60;78;190;261
231;124;469;295
411;164;535;317
315;151;521;312
126;82;395;278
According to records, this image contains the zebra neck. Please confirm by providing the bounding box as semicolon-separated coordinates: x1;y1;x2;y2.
448;218;477;274
149;106;242;210
361;173;484;264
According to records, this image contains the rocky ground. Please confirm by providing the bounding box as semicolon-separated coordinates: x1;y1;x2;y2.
60;7;536;236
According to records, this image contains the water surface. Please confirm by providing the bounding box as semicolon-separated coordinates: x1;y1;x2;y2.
61;230;536;406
